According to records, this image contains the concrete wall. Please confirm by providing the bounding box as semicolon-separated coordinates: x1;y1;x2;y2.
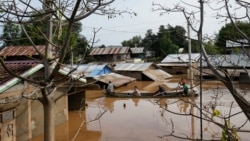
0;109;16;141
16;85;68;140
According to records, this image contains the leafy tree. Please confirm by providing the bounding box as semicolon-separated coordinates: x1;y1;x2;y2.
141;29;156;49
168;25;187;49
158;34;179;57
153;25;181;58
1;20;87;63
216;21;250;53
121;35;143;47
204;41;220;55
1;23;21;46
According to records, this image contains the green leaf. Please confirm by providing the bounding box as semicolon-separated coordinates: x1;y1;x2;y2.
212;109;220;118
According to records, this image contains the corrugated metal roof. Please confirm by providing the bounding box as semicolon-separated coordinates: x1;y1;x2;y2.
0;62;44;93
161;53;200;63
200;54;250;67
143;69;172;81
0;45;45;56
89;47;129;55
157;63;189;67
226;39;249;48
94;72;135;87
130;47;144;54
114;62;153;71
62;64;111;77
0;60;42;85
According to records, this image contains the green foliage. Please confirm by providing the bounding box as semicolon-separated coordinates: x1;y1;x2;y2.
121;36;143;47
58;23;88;63
99;44;106;48
216;21;250;53
221;119;239;141
168;25;187;49
212;109;220;119
159;34;179;56
204;41;220;55
0;23;21;46
122;24;189;60
20;22;47;45
1;19;88;63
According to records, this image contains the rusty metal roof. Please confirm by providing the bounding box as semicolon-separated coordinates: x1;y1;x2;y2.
89;47;129;55
0;60;42;85
0;45;45;57
114;62;153;71
130;47;144;54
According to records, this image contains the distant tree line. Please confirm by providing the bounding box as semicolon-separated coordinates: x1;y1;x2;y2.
121;22;250;61
1;20;250;63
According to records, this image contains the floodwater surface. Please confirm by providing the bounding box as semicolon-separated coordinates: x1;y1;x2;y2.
32;79;250;141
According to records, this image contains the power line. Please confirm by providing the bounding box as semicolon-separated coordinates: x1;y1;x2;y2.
83;26;145;34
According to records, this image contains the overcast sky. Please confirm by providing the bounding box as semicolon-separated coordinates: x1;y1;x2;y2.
0;0;228;47
81;0;226;47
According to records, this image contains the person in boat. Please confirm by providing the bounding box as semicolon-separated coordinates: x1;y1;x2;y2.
179;78;186;86
182;82;189;95
154;85;166;96
106;81;114;93
133;86;141;96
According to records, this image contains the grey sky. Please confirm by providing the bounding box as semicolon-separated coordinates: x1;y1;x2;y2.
0;0;231;47
81;0;226;46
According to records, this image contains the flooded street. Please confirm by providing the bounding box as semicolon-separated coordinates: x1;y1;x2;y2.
32;79;250;141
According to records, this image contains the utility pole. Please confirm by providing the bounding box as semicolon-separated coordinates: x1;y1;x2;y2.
187;19;193;92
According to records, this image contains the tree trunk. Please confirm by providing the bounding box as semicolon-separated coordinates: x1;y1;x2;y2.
43;96;55;141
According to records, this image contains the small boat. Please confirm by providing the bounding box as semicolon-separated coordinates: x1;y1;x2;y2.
105;90;198;98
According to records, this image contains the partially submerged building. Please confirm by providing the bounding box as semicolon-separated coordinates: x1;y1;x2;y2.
158;53;201;74
0;45;86;140
130;47;145;59
198;54;250;83
114;62;172;81
94;72;136;88
62;64;135;89
226;39;250;54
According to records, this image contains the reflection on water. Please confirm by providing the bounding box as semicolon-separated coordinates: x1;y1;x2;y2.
33;80;250;141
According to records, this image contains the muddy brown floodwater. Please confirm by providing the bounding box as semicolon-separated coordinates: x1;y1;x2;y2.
32;78;250;141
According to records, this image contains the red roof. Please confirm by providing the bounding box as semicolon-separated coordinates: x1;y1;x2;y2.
0;45;45;57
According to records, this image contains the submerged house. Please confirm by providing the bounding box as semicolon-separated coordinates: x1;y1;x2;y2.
62;64;135;89
158;53;201;74
114;62;172;81
62;64;111;89
130;47;145;59
89;47;131;64
0;46;86;140
226;39;250;54
198;54;250;83
94;72;136;88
